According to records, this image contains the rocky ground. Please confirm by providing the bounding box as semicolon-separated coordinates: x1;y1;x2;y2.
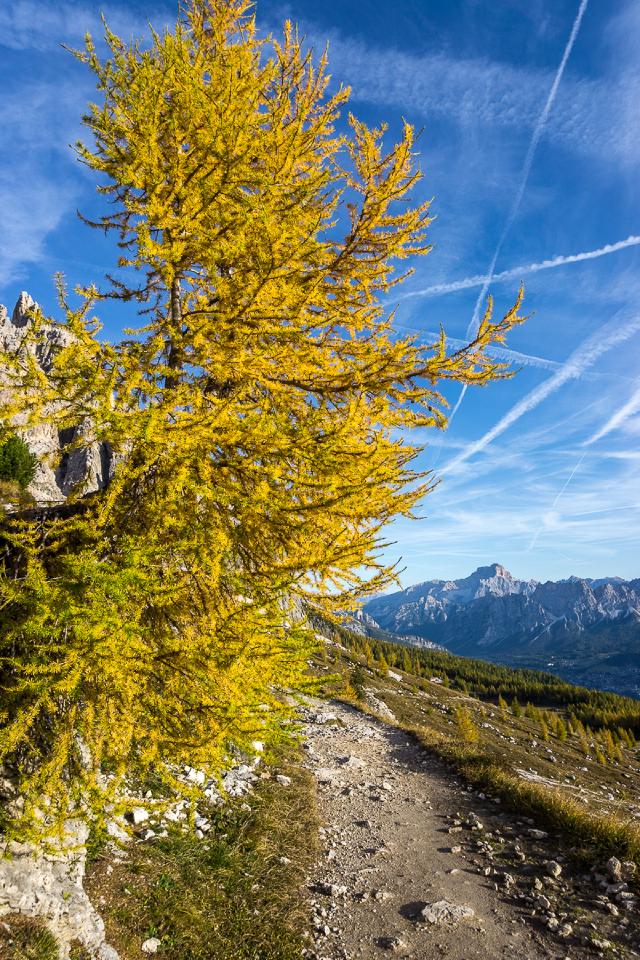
302;700;640;960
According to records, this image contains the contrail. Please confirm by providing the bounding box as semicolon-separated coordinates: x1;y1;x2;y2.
527;450;587;551
442;312;640;476
584;382;640;446
398;327;635;384
402;236;640;301
394;324;562;372
448;0;590;429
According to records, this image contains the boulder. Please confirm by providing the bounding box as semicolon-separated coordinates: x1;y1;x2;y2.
419;899;475;925
0;817;118;959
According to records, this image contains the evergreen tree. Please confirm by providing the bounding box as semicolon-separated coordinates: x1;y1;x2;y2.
0;435;37;489
455;706;479;744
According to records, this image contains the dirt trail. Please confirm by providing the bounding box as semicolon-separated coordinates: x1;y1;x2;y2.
303;700;579;960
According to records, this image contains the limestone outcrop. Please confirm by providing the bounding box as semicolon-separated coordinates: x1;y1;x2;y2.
0;292;115;505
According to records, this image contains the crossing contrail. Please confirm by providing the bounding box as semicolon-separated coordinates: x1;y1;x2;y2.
402;235;640;300
527;451;587;551
442;311;640;476
404;330;561;372
447;0;590;428
584;382;640;446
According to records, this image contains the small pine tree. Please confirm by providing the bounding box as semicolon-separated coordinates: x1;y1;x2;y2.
455;705;480;744
595;746;607;766
511;697;522;718
350;666;367;701
0;435;37;489
619;727;635;749
376;652;389;674
498;694;508;715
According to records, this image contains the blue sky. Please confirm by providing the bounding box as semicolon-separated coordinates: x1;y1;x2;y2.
1;0;639;585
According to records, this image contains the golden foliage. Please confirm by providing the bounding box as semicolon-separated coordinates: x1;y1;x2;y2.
0;0;525;834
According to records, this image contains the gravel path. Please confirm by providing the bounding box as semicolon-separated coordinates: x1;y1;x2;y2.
302;700;576;960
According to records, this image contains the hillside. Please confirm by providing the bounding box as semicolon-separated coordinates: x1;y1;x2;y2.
362;564;640;697
4;623;640;958
308;628;640;957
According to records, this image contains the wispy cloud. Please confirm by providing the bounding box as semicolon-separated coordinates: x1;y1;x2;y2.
388;439;640;581
527;451;587;551
465;0;590;340
0;173;77;288
0;1;153;51
0;77;87;290
584;382;640;446
401;235;640;300
442;312;640;475
316;2;640;166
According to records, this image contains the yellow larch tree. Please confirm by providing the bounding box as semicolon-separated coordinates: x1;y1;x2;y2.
0;0;526;835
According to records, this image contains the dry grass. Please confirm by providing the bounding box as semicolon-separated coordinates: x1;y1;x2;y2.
85;759;319;960
0;916;59;960
411;723;640;866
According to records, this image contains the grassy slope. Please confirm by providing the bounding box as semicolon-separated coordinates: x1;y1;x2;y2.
6;631;640;960
84;760;318;960
319;636;640;868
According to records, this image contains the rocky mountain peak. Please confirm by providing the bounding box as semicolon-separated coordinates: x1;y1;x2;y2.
362;563;640;698
0;291;41;354
11;291;36;327
475;563;510;578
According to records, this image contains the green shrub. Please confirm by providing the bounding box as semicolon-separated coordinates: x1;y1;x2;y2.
0;435;37;489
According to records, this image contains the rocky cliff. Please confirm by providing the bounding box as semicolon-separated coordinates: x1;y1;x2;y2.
363;564;640;697
0;292;115;505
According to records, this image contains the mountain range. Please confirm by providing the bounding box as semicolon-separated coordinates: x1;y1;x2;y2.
362;563;640;698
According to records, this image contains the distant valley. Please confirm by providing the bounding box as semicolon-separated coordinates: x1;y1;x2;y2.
362;563;640;698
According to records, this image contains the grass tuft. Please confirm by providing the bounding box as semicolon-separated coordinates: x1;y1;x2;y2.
0;916;60;960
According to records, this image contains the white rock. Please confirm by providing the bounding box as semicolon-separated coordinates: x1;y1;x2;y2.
419;900;475;925
364;692;396;722
142;937;162;953
337;755;365;770
130;807;150;826
184;766;206;786
0;812;117;958
606;856;623;882
0;293;116;506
